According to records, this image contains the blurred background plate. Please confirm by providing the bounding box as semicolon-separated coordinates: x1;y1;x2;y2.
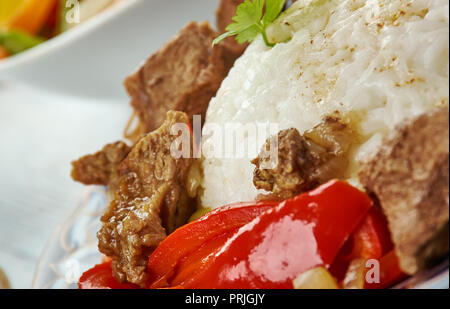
0;0;220;102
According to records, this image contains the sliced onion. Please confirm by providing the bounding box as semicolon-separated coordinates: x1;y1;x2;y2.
293;267;339;289
343;259;366;289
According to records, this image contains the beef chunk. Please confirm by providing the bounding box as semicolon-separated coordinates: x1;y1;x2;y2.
252;117;356;199
124;22;238;140
71;141;131;188
216;0;247;56
97;111;197;286
359;108;449;275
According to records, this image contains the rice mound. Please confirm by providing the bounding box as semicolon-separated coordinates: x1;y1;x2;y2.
201;0;449;208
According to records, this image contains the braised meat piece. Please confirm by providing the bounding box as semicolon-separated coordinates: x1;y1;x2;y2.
71;141;131;188
97;111;197;286
216;0;247;56
74;21;241;185
359;108;449;275
252;128;318;199
252;117;356;199
124;21;239;140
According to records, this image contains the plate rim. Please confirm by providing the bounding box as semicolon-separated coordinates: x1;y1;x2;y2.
0;0;141;73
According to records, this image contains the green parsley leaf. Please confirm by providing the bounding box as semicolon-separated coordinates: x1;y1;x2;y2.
228;0;264;33
263;0;286;26
212;0;286;48
212;31;236;46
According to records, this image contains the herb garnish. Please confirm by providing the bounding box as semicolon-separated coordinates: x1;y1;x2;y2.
213;0;286;48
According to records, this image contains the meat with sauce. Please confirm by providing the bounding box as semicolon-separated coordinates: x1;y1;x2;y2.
252;116;356;199
359;108;449;275
124;21;240;141
97;111;198;286
73;19;242;189
71;141;131;189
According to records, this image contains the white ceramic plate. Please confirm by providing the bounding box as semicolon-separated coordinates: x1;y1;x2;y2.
0;0;220;102
33;188;106;289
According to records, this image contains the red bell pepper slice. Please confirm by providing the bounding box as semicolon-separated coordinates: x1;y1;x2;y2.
78;260;140;289
330;206;394;279
179;180;373;289
350;207;394;260
365;250;408;289
330;206;394;282
147;201;280;288
169;230;238;287
328;237;354;281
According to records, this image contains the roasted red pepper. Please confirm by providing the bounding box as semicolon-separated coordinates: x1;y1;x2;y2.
82;181;376;289
330;205;394;281
169;231;237;287
170;180;373;289
147;201;280;288
350;207;394;260
365;250;408;289
78;260;140;289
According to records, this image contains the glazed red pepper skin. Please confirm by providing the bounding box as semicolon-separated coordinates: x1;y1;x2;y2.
328;237;354;281
350;207;394;260
365;250;408;289
330;207;394;280
78;261;139;289
147;201;279;288
168;231;238;287
181;180;373;289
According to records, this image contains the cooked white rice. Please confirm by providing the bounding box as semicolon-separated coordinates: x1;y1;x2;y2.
201;0;449;208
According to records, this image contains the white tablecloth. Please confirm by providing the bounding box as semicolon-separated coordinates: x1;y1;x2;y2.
0;82;131;288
